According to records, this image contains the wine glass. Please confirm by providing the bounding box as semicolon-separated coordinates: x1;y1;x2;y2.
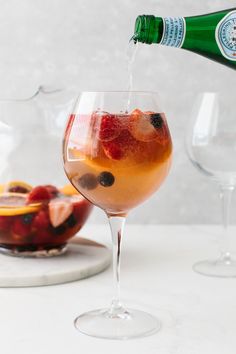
186;91;236;277
63;91;172;339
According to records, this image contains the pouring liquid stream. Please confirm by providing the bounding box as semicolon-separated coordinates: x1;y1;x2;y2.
125;37;139;113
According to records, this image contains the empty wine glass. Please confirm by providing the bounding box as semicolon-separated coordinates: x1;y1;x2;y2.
186;91;236;277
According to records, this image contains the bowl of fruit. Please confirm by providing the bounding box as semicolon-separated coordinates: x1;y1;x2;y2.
0;181;93;257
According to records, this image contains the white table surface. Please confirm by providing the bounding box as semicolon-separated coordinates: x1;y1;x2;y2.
1;224;236;354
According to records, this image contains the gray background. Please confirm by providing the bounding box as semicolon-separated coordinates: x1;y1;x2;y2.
0;0;235;224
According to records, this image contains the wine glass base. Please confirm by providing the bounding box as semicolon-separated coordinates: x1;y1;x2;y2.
193;259;236;278
74;308;161;340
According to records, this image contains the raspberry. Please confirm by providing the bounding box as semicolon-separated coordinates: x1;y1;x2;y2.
27;186;51;204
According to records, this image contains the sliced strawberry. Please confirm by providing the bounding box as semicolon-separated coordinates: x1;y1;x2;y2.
49;198;73;227
12;217;31;237
27;186;51;204
102;141;124;160
99;113;121;142
44;185;59;198
102;129;136;160
32;210;51;230
129;109;158;142
0;216;11;231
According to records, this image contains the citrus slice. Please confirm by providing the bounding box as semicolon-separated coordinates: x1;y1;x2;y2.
0;193;41;216
3;181;32;194
60;184;79;196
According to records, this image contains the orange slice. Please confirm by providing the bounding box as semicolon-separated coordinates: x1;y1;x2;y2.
0;181;32;194
60;184;79;196
0;193;41;216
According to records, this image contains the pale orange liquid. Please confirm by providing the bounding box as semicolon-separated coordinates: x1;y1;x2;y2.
64;113;172;215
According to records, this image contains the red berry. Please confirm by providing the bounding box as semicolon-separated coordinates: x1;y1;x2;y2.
12;217;31;237
99;114;121;142
102;141;124;160
0;216;11;231
27;186;51;204
44;185;59;198
32;210;51;230
102;129;137;160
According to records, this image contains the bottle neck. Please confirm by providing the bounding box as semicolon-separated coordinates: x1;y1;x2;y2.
134;15;186;47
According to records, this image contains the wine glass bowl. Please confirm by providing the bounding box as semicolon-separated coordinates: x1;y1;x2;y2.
186;91;236;277
63;91;172;339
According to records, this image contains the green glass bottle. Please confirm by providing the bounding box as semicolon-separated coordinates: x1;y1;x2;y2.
134;8;236;70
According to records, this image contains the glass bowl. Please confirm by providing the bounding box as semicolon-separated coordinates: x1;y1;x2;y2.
0;86;93;257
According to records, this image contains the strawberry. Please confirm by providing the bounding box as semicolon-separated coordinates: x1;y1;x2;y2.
27;186;51;204
129;109;158;142
0;216;11;231
102;141;124;160
99;113;121;142
49;198;73;227
102;129;136;160
32;210;51;230
12;217;31;237
44;185;59;198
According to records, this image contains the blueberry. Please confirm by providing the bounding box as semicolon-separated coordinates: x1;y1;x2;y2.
150;113;163;129
53;224;66;235
98;171;115;187
66;214;77;228
78;173;98;190
22;214;34;224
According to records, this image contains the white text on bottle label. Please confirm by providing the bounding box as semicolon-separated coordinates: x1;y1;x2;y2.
216;11;236;61
160;17;186;48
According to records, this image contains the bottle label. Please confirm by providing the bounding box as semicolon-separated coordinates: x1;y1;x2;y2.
160;17;186;48
216;11;236;61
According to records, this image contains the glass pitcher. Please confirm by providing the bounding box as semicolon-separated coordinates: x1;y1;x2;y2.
0;86;93;257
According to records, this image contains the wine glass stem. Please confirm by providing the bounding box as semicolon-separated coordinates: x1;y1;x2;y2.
219;185;234;262
108;215;126;312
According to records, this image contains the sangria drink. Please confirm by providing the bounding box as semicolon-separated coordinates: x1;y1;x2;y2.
64;109;172;214
63;91;172;339
0;182;92;256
